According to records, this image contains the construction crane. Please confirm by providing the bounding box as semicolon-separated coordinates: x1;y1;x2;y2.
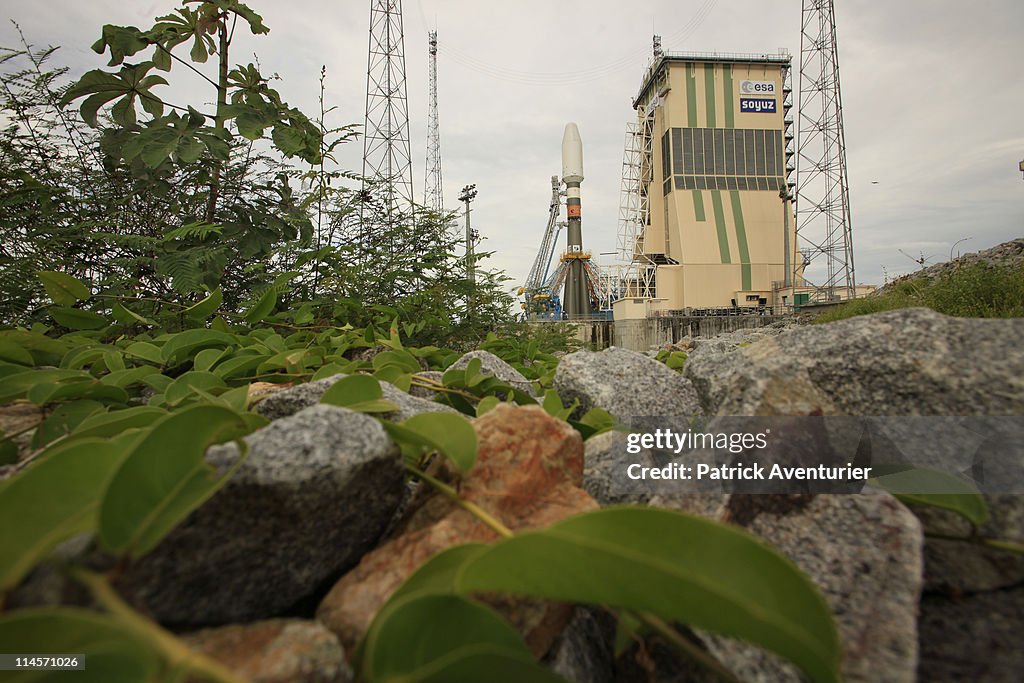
519;176;565;320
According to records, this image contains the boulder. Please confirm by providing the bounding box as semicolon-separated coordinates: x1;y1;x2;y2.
917;585;1024;683
554;347;702;421
650;490;923;683
254;374;456;422
182;619;351;683
448;350;537;396
911;495;1024;592
120;404;405;624
317;404;598;656
684;308;1024;416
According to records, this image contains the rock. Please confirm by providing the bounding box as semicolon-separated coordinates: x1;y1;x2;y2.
917;585;1024;683
317;404;599;657
120;404;405;625
884;238;1024;292
448;350;537;396
182;619;351;683
911;495;1024;592
684;308;1024;416
554;347;702;422
651;491;923;683
543;607;616;683
254;374;456;422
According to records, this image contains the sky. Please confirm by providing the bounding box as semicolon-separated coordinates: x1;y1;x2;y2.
3;0;1022;291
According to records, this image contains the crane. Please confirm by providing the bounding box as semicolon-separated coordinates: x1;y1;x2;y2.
519;176;566;320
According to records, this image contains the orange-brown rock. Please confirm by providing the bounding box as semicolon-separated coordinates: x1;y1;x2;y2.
317;403;599;658
182;619;351;683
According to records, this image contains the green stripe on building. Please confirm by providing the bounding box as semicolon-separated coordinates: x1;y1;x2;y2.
692;190;706;222
703;63;716;128
729;191;752;290
686;63;697;127
710;191;730;263
723;65;734;129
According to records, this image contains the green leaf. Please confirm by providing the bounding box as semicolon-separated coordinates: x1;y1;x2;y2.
71;406;166;440
212;354;268;380
27;380;129;407
36;271;91;305
397;413;477;472
373;349;422;374
111;302;157;327
193;347;229;373
359;593;568;683
451;507;842;683
100;366;161;389
183;287;223;319
0;339;34;366
464;357;484;387
476;396;501;417
32;400;105;448
160;329;236;365
0;369;91;403
50;307;109;330
244;287;277;324
871;466;989;526
320;374;381;407
164;371;227;406
124;341;163;365
0;608;158;682
0;433;17;465
99;405;251;557
0;438;131;591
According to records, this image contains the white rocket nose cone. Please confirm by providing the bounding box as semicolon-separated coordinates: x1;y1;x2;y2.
561;122;584;183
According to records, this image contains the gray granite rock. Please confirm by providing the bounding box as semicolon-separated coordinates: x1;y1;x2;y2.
650;491;923;683
554;347;702;421
448;350;537;396
917;585;1024;683
120;404;405;625
544;607;616;683
255;374;456;422
911;494;1024;592
684;308;1024;416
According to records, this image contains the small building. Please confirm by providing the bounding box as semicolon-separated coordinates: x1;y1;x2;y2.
615;50;804;319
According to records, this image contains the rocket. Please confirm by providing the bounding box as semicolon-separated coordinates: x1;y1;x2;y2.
561;122;591;318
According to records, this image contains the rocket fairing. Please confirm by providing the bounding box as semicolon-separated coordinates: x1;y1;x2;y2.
561;123;584;183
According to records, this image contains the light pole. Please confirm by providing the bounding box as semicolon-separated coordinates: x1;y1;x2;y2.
458;184;478;288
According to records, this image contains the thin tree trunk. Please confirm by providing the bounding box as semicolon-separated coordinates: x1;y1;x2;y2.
205;15;230;223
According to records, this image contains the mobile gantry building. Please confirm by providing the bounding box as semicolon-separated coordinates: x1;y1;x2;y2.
615;50;804;319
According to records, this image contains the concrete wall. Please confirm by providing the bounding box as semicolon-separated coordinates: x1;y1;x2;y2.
562;315;787;352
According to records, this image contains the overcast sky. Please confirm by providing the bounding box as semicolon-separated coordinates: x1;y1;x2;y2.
3;0;1022;291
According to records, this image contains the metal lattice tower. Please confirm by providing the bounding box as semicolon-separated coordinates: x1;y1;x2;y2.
424;31;444;213
361;0;414;235
794;0;856;302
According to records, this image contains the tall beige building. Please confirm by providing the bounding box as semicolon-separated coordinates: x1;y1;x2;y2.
615;51;802;319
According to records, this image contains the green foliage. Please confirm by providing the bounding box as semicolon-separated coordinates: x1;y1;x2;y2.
871;465;989;526
654;348;688;372
816;262;1024;323
359;593;568;683
362;507;844;683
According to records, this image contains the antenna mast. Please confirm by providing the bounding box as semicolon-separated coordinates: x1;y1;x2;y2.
361;0;414;239
424;30;444;212
795;0;856;302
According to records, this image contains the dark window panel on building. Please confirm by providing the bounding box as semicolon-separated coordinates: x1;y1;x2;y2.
682;128;694;174
725;130;736;175
672;129;684;180
713;129;726;175
662;131;671;180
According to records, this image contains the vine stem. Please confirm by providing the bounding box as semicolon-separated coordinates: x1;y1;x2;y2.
924;532;1024;554
409;465;745;683
408;466;512;539
69;568;251;683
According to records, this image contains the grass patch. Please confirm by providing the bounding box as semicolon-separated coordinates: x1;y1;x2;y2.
815;262;1024;323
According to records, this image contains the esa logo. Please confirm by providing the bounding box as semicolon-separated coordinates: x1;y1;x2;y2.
740;97;777;113
740;80;776;95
